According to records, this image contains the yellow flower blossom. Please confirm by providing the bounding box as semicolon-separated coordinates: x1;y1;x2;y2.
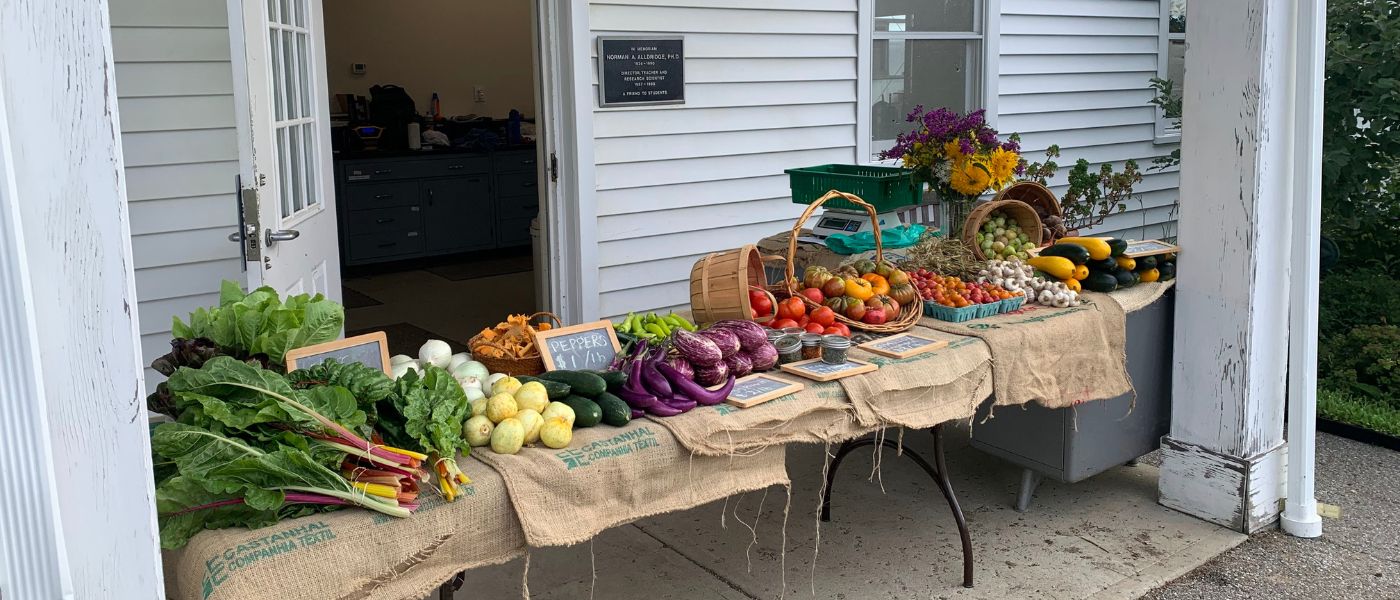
988;147;1019;188
943;140;964;162
949;160;993;197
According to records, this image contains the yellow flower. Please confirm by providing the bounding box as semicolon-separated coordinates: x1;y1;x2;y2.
943;140;964;161
989;148;1019;188
949;160;993;196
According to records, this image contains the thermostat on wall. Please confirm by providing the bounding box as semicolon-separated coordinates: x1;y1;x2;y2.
350;63;367;75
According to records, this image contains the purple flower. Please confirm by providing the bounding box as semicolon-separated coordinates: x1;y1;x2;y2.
958;138;975;156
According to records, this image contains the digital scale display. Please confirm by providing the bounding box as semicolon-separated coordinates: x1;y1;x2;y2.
816;216;863;232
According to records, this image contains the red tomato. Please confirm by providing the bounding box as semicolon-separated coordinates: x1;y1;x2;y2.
771;318;799;330
777;297;806;320
804;322;826;334
823;323;851;337
797;315;810;327
749;291;773;317
800;287;825;304
810;306;836;327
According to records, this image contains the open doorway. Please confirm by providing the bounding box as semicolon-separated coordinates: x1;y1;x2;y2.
319;1;550;356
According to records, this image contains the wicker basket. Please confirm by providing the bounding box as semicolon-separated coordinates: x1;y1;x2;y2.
690;245;781;325
784;190;920;334
467;311;561;376
994;181;1065;243
961;199;1044;261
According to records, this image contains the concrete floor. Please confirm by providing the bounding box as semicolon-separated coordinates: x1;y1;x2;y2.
1144;432;1400;599
343;268;537;350
457;430;1244;600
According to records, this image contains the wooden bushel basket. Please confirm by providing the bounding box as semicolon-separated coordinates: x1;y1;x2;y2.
785;190;920;334
690;245;779;325
961;199;1044;261
994;181;1066;242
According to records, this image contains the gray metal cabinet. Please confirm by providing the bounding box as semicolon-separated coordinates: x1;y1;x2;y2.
335;149;539;266
969;290;1174;510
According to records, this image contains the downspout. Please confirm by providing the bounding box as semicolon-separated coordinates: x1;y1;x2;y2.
1281;0;1324;539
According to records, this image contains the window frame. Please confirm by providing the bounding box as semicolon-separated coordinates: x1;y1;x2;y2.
1155;0;1185;143
858;0;1000;163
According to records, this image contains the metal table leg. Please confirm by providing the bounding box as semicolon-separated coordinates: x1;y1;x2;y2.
437;570;465;600
819;424;974;588
1015;468;1042;513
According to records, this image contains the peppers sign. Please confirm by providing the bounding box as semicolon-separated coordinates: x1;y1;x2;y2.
597;37;684;107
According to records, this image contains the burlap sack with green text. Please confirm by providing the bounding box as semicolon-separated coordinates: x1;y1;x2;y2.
919;293;1132;409
842;327;994;429
473;419;789;547
163;457;524;600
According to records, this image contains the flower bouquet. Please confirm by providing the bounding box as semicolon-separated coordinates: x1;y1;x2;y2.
880;107;1023;231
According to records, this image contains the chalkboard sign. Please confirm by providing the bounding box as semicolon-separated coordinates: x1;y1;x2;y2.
858;333;949;359
725;374;805;409
1122;239;1180;258
597;37;684;107
284;332;391;375
535;320;622;372
780;358;877;382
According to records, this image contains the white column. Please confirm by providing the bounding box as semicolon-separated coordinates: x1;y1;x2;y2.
1158;0;1296;533
0;0;164;596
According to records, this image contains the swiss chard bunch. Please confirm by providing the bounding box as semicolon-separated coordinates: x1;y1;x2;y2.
377;366;473;501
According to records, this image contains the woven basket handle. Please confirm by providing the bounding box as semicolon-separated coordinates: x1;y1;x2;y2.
786;190;883;296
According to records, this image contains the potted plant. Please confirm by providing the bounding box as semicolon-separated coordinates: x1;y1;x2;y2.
880;107;1023;232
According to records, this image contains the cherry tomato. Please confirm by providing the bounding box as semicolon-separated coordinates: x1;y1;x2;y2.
810;306;837;327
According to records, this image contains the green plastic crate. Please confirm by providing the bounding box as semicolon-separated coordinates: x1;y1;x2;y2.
785;164;922;213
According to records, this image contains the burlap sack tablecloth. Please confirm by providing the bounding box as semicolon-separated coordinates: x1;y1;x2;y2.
163;456;525;600
1108;280;1175;313
841;327;994;429
473;419;789;547
918;293;1133;409
650;377;867;456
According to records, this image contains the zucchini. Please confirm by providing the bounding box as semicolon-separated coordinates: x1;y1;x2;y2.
1081;272;1119;293
1137;256;1158;270
1115;256;1137;271
1106;238;1128;257
1038;243;1091;265
592;369;628;393
1159;261;1177;281
593;392;631;427
540;370;608;398
1028;256;1077;280
1073;264;1089;280
1087;258;1118;271
558;395;603;427
1139;268;1161;283
516;376;571;399
1113;269;1136;288
1057;237;1112;261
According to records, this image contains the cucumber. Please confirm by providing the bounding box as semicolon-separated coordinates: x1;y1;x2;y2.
516;376;571;399
593;392;631;427
540;370;608;398
592;369;628;393
558;395;603;427
1113;269;1136;289
1081;272;1119;293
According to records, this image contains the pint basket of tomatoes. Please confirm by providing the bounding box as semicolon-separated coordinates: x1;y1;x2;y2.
910;268;1023;323
779;191;921;334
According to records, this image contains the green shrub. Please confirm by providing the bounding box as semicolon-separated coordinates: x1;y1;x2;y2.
1318;268;1400;334
1319;324;1400;408
1318;388;1400;438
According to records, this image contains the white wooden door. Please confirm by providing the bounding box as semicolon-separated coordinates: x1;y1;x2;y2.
230;0;340;299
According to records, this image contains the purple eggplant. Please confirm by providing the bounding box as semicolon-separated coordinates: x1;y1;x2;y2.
712;320;770;351
646;402;685;417
724;352;753;378
693;361;729;387
614;384;660;410
671;329;723;366
665;356;695;380
658;363;734;406
640;362;674;398
698;328;741;359
630;408;646;419
661;395;698;412
746;344;779;372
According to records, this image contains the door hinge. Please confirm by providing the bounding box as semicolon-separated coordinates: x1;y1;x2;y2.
549;153;559;183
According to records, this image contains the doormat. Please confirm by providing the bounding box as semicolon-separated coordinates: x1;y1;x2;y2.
340;287;383;309
425;254;533;281
347;322;461;357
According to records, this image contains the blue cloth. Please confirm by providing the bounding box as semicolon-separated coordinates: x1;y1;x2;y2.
825;224;926;254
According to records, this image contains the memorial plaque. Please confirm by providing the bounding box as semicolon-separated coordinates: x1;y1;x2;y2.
598;37;684;107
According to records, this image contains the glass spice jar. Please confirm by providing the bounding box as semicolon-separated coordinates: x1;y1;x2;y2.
800;333;824;360
820;335;852;364
775;336;803;365
765;328;786;345
782;327;806;337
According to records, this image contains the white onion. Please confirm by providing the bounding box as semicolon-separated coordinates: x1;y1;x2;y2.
419;339;453;369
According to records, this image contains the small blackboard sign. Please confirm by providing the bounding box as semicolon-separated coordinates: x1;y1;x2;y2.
597;36;684;107
780;358;877;382
1122;239;1180;258
535;320;622;372
284;332;391;375
725;373;805;409
858;333;949;359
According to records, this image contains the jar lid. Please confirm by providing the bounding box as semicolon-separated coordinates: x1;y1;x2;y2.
782;327;807;336
820;335;851;349
774;336;802;351
765;328;786;341
800;333;824;346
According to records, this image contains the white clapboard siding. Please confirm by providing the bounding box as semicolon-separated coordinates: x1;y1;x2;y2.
999;0;1177;245
110;0;242;385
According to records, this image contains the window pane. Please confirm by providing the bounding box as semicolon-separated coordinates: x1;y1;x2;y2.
282;30;297;119
288;125;304;213
875;0;976;33
302;122;319;208
279;0;292;26
277;127;291;218
872;39;979;144
292;0;305;28
269;28;284;121
1166;38;1185;111
1168;0;1186;33
266;0;277;22
297;32;311;119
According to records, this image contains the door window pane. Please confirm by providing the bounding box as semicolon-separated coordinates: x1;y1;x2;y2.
267;0;277;22
872;39;979;143
1168;0;1186;33
277;127;291;218
269;28;284;121
282;30;297;119
296;32;312;119
875;0;976;33
288;125;304;212
301;122;319;208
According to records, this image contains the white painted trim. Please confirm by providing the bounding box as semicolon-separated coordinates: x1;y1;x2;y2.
226;0;260;286
0;57;75;600
982;0;1001;129
1154;0;1183;140
855;0;872;162
1159;437;1286;533
1282;0;1325;539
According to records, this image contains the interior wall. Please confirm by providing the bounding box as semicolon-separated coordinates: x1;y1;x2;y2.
323;0;535;118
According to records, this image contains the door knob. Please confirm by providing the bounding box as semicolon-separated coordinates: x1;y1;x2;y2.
227;223;256;243
265;228;301;246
